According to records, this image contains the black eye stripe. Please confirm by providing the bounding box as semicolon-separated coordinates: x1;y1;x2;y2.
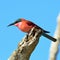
15;21;20;23
15;19;21;23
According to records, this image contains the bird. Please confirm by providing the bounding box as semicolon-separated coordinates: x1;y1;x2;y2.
8;18;57;42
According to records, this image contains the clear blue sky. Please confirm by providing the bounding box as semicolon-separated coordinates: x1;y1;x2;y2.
0;0;60;60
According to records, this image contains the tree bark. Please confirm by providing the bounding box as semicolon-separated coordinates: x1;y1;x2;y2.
8;27;42;60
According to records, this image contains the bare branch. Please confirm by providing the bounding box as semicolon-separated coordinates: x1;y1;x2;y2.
49;13;60;60
8;27;42;60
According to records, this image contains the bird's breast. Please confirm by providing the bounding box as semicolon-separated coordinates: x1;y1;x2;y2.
18;22;34;33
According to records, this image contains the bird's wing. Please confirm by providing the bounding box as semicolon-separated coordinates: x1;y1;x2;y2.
26;21;35;26
27;20;50;33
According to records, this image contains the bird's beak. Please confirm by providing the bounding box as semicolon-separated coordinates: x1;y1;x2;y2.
8;19;21;27
8;22;16;27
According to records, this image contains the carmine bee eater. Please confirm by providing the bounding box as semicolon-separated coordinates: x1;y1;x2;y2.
8;18;57;42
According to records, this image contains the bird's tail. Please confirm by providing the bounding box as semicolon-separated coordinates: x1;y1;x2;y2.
42;33;57;42
43;30;50;33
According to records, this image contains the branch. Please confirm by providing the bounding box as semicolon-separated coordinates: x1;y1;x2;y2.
8;27;42;60
49;13;60;60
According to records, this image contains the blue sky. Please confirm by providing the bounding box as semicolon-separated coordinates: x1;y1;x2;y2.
0;0;60;60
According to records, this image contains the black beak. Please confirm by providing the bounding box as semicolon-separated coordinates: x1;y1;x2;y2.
8;19;21;27
8;22;16;27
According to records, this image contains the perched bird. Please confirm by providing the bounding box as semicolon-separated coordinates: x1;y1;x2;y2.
8;18;57;42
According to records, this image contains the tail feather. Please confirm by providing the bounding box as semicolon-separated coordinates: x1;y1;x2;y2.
42;33;57;42
43;30;50;33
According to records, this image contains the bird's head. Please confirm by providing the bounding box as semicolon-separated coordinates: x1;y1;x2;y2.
8;18;26;26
